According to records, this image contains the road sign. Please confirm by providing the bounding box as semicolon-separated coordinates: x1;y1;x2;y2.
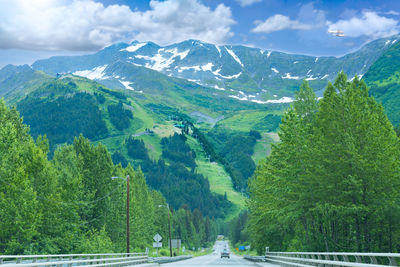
153;233;162;242
169;239;181;248
153;242;162;248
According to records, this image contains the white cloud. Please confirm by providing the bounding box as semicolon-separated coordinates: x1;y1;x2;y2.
328;11;399;38
252;14;313;33
0;0;235;51
385;10;400;16
235;0;262;7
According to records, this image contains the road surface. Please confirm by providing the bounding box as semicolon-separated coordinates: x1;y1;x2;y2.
163;240;279;267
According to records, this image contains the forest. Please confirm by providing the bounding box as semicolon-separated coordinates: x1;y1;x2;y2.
114;134;233;219
247;73;400;253
0;101;219;254
17;91;108;151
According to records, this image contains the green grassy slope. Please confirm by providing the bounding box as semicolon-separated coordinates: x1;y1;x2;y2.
363;41;400;126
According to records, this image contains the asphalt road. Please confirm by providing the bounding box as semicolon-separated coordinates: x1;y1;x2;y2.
162;241;279;267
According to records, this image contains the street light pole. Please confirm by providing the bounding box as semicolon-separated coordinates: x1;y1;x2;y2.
167;204;172;258
112;175;130;254
126;175;130;254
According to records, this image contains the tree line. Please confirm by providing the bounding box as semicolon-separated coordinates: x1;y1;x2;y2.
248;73;400;253
0;100;218;254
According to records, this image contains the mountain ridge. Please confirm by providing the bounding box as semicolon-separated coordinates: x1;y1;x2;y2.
30;35;400;102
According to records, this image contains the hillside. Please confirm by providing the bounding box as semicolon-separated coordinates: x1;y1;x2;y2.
0;64;52;104
363;41;400;126
3;73;272;220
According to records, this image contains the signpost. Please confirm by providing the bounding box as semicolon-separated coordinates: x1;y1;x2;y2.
153;234;162;256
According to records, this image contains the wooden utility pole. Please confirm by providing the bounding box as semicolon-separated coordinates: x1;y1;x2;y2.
126;175;130;254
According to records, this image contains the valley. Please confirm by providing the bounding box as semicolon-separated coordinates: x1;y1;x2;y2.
2;32;400;255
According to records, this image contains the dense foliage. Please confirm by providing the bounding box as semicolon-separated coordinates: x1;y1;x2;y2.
206;127;258;191
161;134;196;170
18;91;108;150
107;101;133;131
248;76;400;253
125;135;232;218
228;211;249;247
126;137;148;160
0;101;217;254
364;41;400;126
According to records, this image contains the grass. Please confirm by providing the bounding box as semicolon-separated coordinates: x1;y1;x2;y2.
216;110;281;132
186;136;247;221
252;132;276;164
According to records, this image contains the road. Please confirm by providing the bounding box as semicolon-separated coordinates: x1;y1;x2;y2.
162;241;279;267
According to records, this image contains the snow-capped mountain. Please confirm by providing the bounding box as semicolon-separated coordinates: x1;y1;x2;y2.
31;36;400;102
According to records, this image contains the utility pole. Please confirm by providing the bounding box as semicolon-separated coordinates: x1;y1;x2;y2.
167;204;172;257
126;175;130;254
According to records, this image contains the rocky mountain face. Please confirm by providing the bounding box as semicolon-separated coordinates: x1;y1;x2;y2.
1;35;397;105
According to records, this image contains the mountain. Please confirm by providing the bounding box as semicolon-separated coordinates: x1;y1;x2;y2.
0;64;51;104
363;41;400;126
32;36;400;103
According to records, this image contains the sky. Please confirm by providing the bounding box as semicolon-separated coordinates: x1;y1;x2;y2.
0;0;400;68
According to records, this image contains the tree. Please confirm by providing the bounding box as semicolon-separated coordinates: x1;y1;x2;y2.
0;100;39;254
248;73;400;252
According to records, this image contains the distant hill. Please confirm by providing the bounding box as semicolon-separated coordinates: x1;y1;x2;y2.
363;41;400;126
0;64;51;104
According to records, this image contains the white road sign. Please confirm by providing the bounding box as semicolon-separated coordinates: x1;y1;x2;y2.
153;233;162;242
153;242;162;248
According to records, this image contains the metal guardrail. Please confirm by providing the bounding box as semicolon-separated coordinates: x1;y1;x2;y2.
0;252;148;267
149;255;192;264
261;252;400;267
243;255;265;262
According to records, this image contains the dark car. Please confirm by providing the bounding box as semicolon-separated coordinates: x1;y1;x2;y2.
221;249;230;258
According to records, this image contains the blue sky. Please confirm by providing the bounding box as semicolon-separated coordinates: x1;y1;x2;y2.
0;0;399;68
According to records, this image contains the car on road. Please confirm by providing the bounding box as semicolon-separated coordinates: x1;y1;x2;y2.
221;249;230;259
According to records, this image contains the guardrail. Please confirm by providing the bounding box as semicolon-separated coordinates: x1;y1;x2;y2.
0;252;148;266
262;252;400;267
150;255;192;264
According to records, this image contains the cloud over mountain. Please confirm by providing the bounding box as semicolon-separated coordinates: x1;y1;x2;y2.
0;0;235;51
328;11;399;39
252;14;313;33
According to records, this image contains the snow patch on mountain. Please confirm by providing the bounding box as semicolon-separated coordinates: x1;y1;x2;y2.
315;57;319;63
120;80;134;90
282;73;299;79
212;69;241;79
136;51;174;71
266;51;271;58
178;65;201;72
215;45;222;57
73;65;107;80
201;63;213;71
253;97;294;104
271;67;279;73
122;42;147;52
165;48;190;60
214;85;225;91
225;47;244;67
305;75;318;80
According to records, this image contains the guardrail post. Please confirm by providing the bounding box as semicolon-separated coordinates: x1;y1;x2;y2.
356;255;363;263
389;257;398;266
370;256;378;264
